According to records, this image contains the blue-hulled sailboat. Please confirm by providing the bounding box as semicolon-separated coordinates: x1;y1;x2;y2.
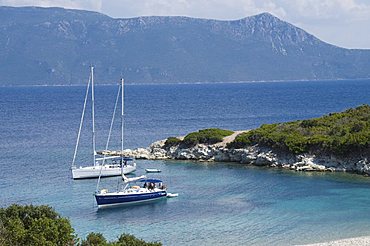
94;78;167;207
95;174;167;207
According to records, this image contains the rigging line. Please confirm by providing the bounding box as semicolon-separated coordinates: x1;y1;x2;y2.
96;83;122;192
71;72;91;168
121;78;124;169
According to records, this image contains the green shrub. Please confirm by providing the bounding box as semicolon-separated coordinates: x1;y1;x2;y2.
81;232;107;246
228;104;370;156
227;132;252;149
116;233;162;246
182;128;234;147
81;232;161;246
0;204;162;246
163;137;182;148
0;204;76;245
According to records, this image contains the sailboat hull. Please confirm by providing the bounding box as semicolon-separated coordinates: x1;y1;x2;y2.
72;164;136;179
95;190;167;207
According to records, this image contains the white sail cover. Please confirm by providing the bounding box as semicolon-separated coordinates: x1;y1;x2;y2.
122;174;146;183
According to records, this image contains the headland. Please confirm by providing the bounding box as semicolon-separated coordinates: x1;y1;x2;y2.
100;105;370;175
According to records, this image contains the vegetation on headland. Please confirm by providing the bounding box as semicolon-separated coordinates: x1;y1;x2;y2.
165;128;234;148
228;105;370;156
163;137;182;148
0;204;161;246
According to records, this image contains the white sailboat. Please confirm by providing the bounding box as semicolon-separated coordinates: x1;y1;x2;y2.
71;67;136;179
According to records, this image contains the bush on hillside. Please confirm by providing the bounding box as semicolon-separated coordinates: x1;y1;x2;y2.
163;137;182;148
81;232;107;246
182;128;234;147
81;232;162;246
0;204;76;245
0;204;162;246
228;105;370;155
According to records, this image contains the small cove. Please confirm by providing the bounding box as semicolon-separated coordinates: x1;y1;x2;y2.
1;80;370;245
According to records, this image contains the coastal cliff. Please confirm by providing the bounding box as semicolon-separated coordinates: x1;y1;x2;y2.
101;105;370;175
102;138;370;175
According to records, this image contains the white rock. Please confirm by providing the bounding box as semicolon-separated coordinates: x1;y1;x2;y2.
104;138;369;175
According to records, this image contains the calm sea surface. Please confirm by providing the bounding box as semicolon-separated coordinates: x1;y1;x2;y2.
1;80;370;245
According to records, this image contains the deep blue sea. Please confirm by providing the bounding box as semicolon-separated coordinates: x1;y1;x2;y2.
1;80;370;245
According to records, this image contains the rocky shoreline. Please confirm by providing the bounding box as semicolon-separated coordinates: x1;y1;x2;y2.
99;132;370;176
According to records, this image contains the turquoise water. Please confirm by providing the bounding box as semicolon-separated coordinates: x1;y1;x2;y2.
1;80;370;245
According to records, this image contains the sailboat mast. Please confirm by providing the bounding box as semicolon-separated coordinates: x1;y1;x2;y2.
96;80;121;192
91;66;97;166
121;78;124;166
71;72;91;168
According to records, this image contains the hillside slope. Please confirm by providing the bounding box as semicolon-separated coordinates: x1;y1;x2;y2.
0;6;369;85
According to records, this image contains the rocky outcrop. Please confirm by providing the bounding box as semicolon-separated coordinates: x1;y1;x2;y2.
100;139;370;176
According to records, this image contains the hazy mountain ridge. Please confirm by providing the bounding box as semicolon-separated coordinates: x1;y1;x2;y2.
0;6;369;85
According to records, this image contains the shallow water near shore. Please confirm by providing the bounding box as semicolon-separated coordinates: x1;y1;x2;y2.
1;80;370;245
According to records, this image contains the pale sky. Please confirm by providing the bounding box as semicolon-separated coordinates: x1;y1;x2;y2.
1;0;370;49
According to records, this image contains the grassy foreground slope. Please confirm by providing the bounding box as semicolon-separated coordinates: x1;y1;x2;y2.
0;204;161;246
228;105;370;156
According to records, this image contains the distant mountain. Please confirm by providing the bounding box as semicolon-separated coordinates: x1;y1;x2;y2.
0;6;369;85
